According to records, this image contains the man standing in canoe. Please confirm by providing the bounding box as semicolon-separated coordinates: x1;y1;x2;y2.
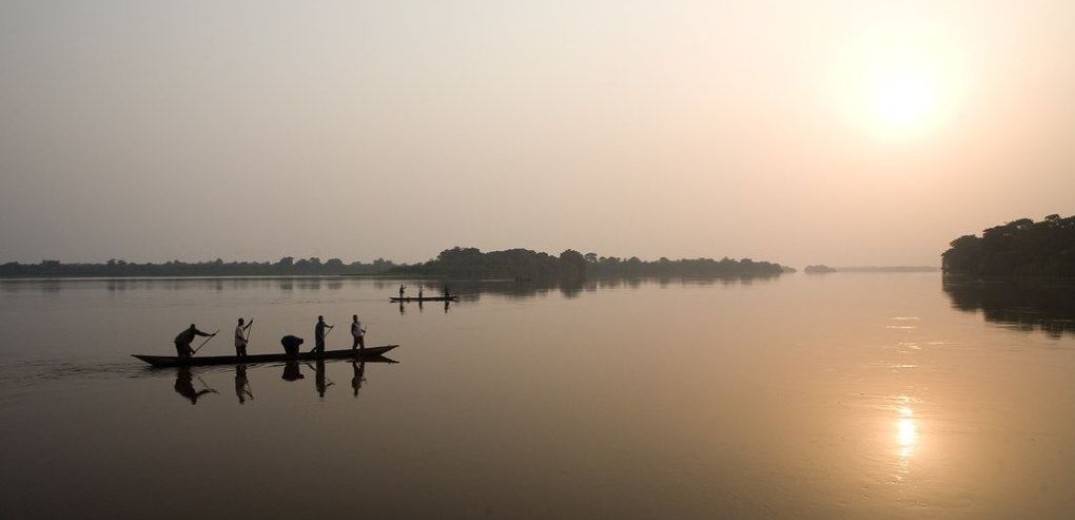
399;284;406;300
234;317;253;359
312;315;333;353
175;324;215;358
351;314;366;351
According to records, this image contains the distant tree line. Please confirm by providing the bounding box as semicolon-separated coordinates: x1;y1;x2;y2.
0;257;400;278
392;247;788;279
942;214;1075;277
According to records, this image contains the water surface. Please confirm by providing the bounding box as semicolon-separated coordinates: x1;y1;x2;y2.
2;274;1073;519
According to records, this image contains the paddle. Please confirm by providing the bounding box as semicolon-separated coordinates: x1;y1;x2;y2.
192;330;219;355
244;319;254;346
196;374;219;394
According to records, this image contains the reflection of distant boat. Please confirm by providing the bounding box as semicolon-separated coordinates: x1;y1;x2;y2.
133;345;400;368
390;296;456;302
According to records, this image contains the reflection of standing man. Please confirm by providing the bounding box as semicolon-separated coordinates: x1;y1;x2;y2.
234;318;253;358
234;364;254;404
313;315;333;353
315;358;330;398
351;360;366;398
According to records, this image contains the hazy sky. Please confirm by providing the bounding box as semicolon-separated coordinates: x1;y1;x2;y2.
1;1;1072;267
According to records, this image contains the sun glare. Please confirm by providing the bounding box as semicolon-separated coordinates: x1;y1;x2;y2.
832;23;965;140
874;71;936;127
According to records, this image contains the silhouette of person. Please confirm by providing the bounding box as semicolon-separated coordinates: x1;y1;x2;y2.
174;324;214;358
418;286;424;300
174;367;214;404
282;360;304;381
234;318;253;358
399;284;406;300
281;335;304;356
351;360;365;398
351;314;366;351
313;315;333;353
234;364;253;404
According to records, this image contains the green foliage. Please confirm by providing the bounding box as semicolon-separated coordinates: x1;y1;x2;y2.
0;257;399;278
942;214;1075;277
394;247;786;279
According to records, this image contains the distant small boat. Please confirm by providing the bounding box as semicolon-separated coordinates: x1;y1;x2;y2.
132;345;399;368
390;296;457;302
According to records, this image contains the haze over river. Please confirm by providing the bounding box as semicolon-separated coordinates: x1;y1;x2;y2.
2;274;1074;519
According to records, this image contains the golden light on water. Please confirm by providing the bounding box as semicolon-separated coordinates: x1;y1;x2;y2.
896;403;918;461
898;408;915;457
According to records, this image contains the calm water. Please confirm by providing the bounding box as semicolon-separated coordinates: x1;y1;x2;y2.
2;274;1074;519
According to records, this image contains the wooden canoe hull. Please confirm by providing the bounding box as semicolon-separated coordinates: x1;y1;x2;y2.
390;296;457;302
132;345;399;368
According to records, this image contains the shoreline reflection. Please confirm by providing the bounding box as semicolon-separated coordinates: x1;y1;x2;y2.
943;275;1075;337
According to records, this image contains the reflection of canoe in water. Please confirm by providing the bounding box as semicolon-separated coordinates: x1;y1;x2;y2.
132;345;400;368
390;296;457;302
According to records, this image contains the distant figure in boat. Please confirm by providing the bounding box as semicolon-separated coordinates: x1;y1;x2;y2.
399;284;406;300
174;367;214;404
174;324;215;358
351;314;366;351
418;286;424;300
281;335;304;356
234;318;253;359
312;315;333;353
443;285;451;300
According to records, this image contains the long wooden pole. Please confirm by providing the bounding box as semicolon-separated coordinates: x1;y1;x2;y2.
192;330;219;355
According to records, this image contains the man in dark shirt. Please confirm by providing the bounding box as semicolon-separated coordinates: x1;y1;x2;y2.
313;315;333;353
174;324;214;358
281;335;304;356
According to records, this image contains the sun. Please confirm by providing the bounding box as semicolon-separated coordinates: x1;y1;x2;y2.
831;25;964;140
873;70;936;127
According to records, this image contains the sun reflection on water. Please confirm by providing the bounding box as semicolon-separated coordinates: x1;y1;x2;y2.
893;396;919;481
897;405;917;459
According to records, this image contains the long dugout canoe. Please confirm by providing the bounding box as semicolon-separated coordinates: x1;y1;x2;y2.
390;296;457;302
132;345;399;368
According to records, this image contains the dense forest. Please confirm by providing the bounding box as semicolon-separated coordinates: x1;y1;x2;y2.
0;248;789;279
942;214;1075;277
392;247;788;279
0;257;399;278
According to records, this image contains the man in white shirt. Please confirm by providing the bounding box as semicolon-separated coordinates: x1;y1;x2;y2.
351;314;366;351
234;317;253;358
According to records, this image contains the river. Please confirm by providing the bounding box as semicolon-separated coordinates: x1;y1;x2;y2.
1;273;1073;519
